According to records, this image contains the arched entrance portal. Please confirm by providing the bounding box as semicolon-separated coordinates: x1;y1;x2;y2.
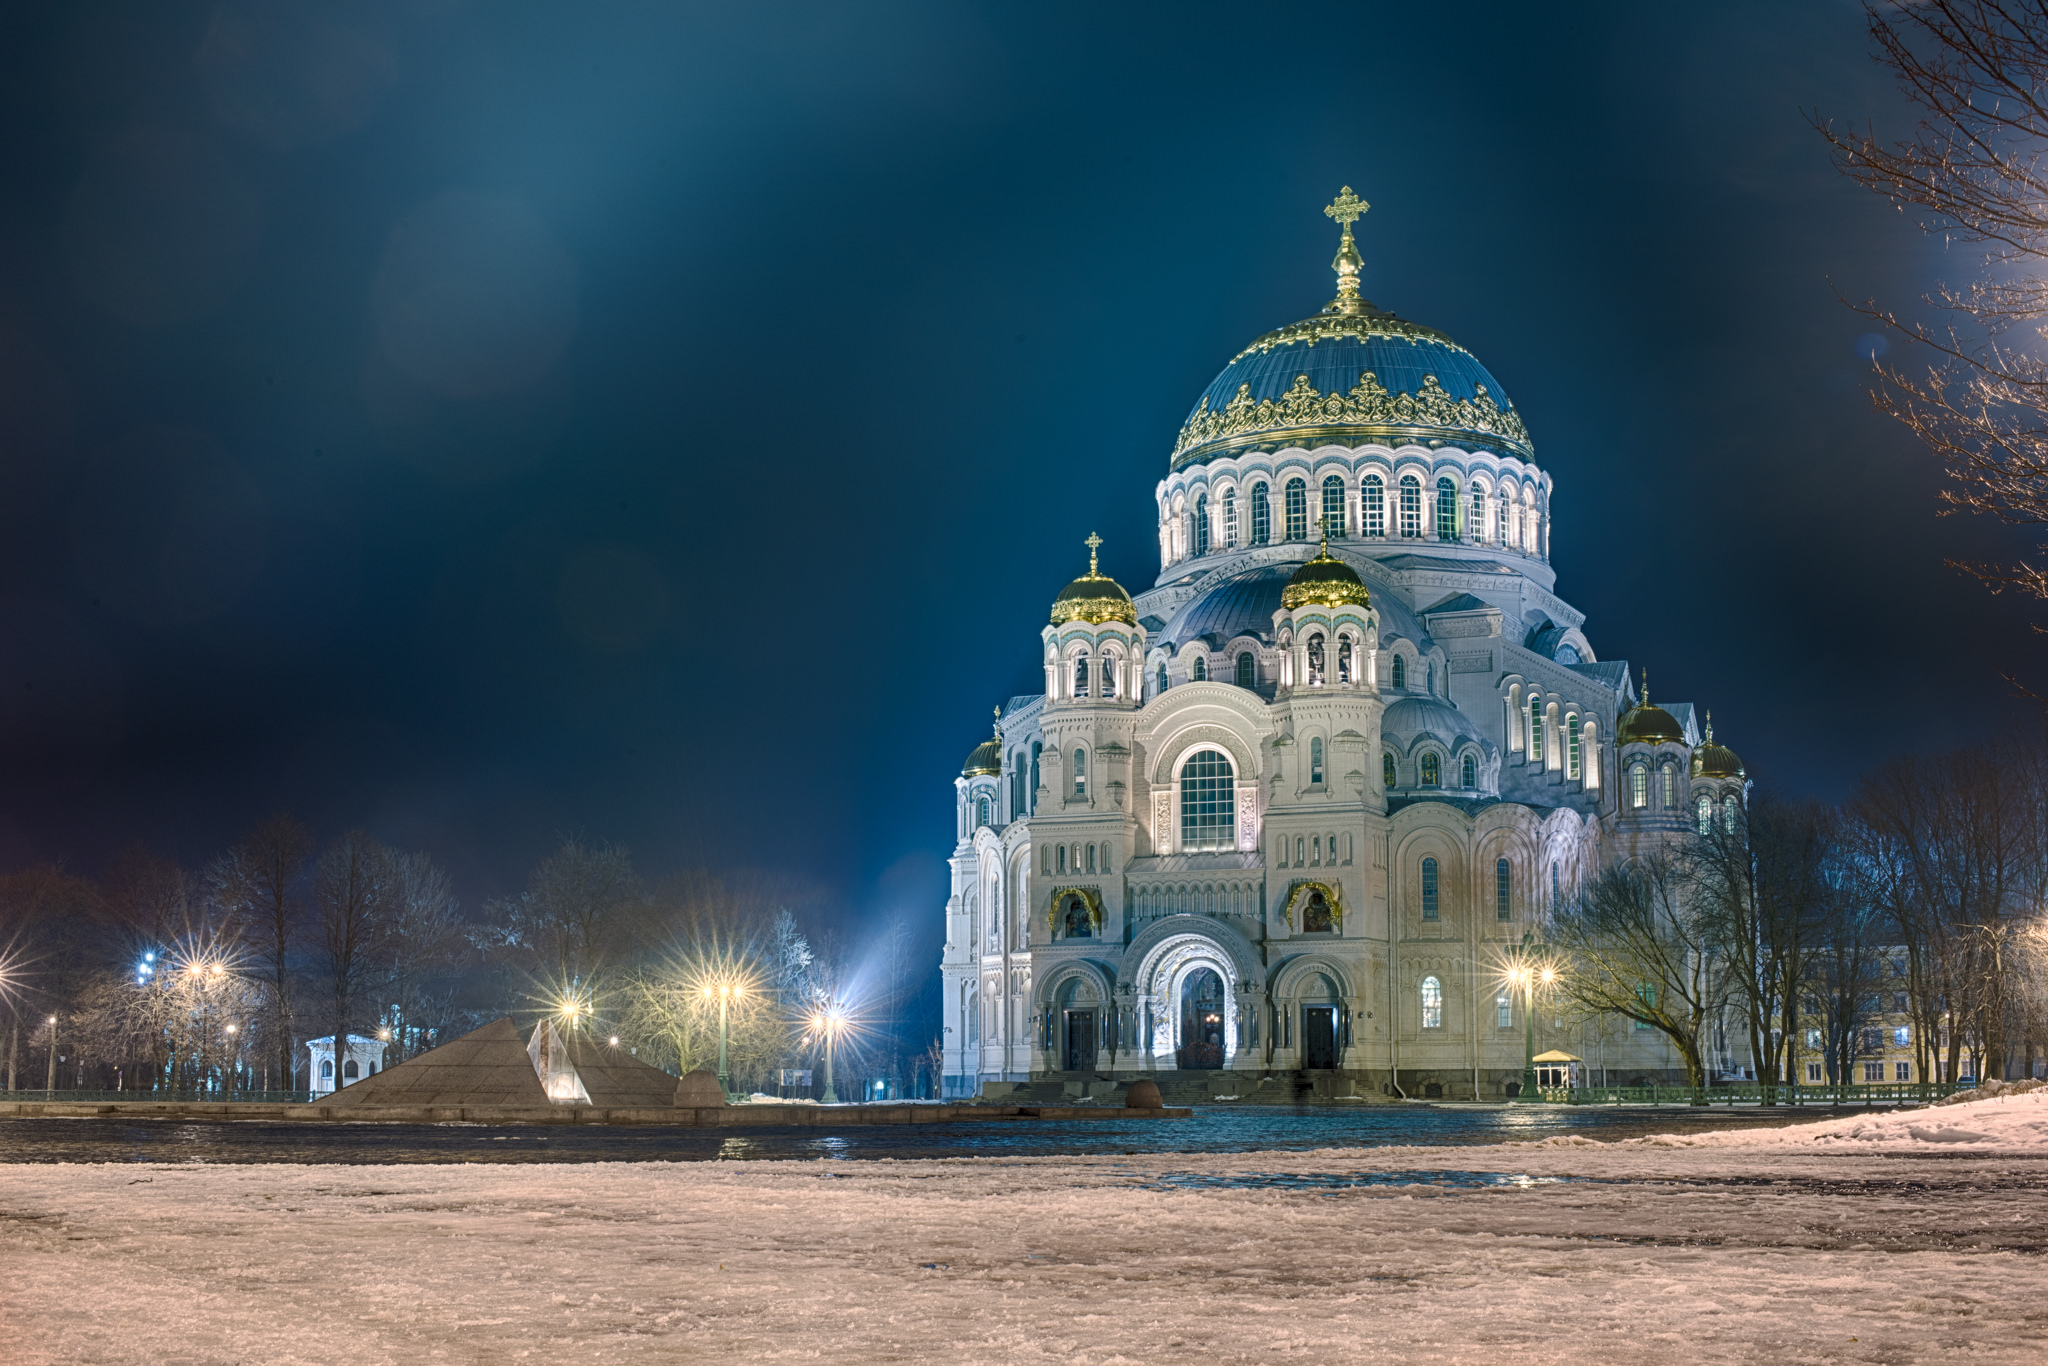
1178;968;1225;1069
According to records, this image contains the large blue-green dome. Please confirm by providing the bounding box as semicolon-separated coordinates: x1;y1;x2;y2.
1172;309;1532;469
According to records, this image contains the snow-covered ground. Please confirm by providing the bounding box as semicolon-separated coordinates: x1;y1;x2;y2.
3;1093;2044;1365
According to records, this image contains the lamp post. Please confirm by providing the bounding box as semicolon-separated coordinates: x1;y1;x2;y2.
702;980;746;1097
1511;933;1558;1103
45;1015;57;1096
812;1003;847;1103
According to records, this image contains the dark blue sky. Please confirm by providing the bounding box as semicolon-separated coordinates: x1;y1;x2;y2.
0;1;2034;931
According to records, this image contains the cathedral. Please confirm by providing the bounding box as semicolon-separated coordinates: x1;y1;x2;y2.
940;189;1748;1101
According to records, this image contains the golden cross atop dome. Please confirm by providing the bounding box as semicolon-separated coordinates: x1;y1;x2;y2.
1321;185;1371;316
1085;531;1103;576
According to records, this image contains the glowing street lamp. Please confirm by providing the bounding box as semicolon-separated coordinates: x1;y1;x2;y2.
808;1003;849;1104
46;1014;58;1096
1505;933;1558;1103
700;979;747;1096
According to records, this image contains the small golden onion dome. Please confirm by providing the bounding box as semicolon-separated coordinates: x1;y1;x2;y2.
1691;713;1744;779
1616;670;1686;746
1050;533;1137;626
1281;535;1371;611
962;709;1003;778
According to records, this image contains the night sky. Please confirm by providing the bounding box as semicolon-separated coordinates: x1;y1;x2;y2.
0;2;2036;936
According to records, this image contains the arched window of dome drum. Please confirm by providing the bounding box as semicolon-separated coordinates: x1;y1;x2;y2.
1391;654;1405;689
1157;663;1168;696
1567;713;1580;780
1179;749;1236;851
1421;975;1443;1028
1072;656;1088;698
1630;765;1647;810
1363;475;1385;537
1462;753;1477;788
1236;652;1255;688
1030;743;1041;814
1696;793;1712;835
1383;753;1397;787
1470;481;1486;542
1310;737;1324;784
1192;655;1206;682
1421;857;1439;919
1338;637;1353;684
1661;764;1675;809
1436;476;1458;540
1306;633;1325;685
1322;475;1346;537
1722;795;1738;834
1399;475;1422;537
1250;483;1270;544
1284;478;1308;540
1420;752;1440;787
1223;489;1237;546
1072;749;1087;797
1529;697;1544;763
1496;858;1511;920
1194;494;1209;556
1101;656;1118;699
976;796;989;828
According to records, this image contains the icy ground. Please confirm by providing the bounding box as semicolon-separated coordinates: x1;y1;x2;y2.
3;1094;2044;1365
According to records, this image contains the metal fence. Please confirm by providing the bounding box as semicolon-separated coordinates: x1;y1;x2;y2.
1541;1081;1969;1107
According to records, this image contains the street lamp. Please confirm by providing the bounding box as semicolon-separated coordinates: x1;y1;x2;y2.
45;1014;57;1096
809;1003;848;1104
700;979;747;1096
1507;934;1557;1103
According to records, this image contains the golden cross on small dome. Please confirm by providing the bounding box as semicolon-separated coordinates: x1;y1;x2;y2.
1085;531;1103;576
1314;513;1332;555
993;705;1003;737
1321;185;1370;315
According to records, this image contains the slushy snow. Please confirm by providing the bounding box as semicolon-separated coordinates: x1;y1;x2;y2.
2;1092;2043;1365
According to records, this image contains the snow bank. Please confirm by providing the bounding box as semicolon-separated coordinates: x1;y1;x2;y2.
1589;1087;2048;1151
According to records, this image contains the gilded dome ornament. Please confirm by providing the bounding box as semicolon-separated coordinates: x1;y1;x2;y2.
961;706;1003;777
1049;532;1138;626
1322;186;1371;317
1691;712;1746;780
1616;669;1686;747
1280;523;1371;611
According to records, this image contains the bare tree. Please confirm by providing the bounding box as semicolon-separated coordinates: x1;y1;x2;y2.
1546;854;1732;1090
211;814;312;1092
494;840;642;1002
311;831;396;1091
385;851;464;1061
1819;4;2048;618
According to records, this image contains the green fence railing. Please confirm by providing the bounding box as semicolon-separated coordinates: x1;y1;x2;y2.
1541;1081;1968;1107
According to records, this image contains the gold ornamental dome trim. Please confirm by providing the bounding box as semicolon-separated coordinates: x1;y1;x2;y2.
1050;533;1137;627
1690;713;1745;779
1280;531;1371;611
961;708;1003;777
1616;670;1687;747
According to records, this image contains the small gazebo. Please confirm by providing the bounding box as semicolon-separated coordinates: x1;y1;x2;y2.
1531;1050;1582;1092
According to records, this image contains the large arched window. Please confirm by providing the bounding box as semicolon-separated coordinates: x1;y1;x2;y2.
1306;633;1325;685
1284;478;1308;540
1566;713;1581;780
1157;663;1168;695
1529;697;1544;763
1310;737;1325;784
1363;474;1385;537
1630;765;1647;809
1470;481;1486;542
1321;475;1346;537
1179;750;1236;851
1072;656;1089;698
1191;655;1207;682
1101;655;1119;699
1383;753;1397;787
1421;856;1440;919
1250;482;1270;544
1660;763;1676;809
1722;795;1739;833
1338;637;1353;684
1436;475;1458;540
1462;753;1477;788
1504;486;1521;548
1420;975;1443;1029
1696;792;1712;835
1496;858;1511;920
1030;742;1041;814
1399;475;1422;537
1235;652;1256;688
1223;489;1237;546
1391;654;1405;689
1072;748;1087;797
1010;753;1026;820
1420;752;1441;787
976;796;990;828
1194;493;1210;556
